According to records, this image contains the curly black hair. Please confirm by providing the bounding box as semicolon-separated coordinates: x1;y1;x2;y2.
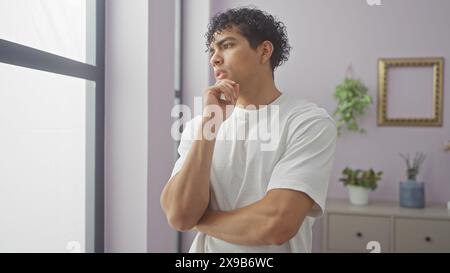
205;7;291;72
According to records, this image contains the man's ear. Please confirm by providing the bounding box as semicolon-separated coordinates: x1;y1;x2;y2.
259;41;274;65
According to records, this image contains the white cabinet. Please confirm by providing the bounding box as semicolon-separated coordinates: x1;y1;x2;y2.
327;214;391;252
394;218;450;252
322;199;450;253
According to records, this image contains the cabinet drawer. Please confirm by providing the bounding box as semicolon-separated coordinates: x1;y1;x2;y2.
395;218;450;253
327;214;390;252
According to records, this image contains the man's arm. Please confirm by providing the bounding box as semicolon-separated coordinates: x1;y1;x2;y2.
195;188;315;246
160;117;216;231
161;79;239;232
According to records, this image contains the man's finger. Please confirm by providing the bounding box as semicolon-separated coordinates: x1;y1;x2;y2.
223;82;238;101
219;83;235;104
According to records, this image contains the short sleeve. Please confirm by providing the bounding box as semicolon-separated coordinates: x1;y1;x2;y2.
169;116;202;180
267;116;337;217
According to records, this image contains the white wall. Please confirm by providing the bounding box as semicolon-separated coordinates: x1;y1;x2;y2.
105;0;149;252
105;0;177;252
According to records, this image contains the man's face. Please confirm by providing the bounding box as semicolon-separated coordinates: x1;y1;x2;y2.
209;26;262;84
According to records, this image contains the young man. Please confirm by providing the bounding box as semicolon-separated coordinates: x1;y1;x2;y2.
161;7;337;252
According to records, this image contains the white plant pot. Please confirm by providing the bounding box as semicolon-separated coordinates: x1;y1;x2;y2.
347;185;370;205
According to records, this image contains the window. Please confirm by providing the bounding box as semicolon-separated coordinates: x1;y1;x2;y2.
0;0;95;65
0;0;104;253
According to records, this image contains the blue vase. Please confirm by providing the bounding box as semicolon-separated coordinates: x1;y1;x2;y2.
399;180;425;208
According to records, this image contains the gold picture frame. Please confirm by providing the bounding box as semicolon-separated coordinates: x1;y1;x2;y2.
378;57;444;126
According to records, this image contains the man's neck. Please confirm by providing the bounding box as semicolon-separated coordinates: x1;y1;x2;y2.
235;76;281;109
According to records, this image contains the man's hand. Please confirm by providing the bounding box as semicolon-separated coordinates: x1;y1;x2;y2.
203;79;240;122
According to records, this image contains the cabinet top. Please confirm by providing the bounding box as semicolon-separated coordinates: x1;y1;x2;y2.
325;199;450;220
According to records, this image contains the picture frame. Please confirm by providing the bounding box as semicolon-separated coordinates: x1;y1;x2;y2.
378;57;444;126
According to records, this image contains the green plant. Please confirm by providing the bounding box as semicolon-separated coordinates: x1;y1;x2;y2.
339;167;383;191
333;78;372;135
399;152;426;181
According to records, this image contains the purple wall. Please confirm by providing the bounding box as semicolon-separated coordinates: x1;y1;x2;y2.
211;0;450;203
180;0;450;252
179;0;212;252
148;0;177;252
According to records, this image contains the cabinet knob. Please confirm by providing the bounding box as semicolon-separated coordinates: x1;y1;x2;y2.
425;236;432;242
356;232;363;238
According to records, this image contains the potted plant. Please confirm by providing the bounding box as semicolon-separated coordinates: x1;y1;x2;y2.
339;167;383;205
333;78;372;135
399;152;426;208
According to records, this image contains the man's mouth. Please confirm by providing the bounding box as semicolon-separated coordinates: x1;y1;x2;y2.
215;70;227;79
217;72;226;79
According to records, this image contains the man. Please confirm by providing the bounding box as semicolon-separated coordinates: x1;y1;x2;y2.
161;7;337;252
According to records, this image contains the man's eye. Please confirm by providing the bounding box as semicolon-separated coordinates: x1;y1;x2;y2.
223;43;233;49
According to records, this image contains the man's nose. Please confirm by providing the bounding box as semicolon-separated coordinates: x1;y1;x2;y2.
210;52;223;67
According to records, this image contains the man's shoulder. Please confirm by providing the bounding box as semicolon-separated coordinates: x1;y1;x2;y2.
281;95;335;126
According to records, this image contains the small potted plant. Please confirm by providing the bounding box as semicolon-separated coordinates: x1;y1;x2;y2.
339;167;383;205
333;78;373;135
399;152;426;208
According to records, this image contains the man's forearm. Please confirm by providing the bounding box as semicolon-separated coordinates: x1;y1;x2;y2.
195;201;277;246
161;117;219;231
195;189;314;246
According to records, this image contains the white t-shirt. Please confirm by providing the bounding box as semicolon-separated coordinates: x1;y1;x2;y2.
169;93;337;253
